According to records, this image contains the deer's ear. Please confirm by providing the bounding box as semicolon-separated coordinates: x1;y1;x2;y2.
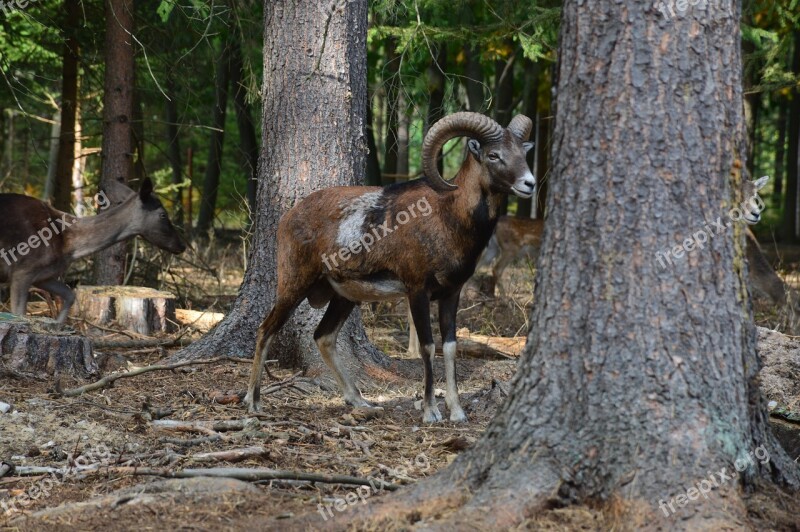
101;179;135;204
139;178;154;200
753;176;770;191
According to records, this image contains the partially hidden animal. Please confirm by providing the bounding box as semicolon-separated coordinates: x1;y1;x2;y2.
0;178;186;323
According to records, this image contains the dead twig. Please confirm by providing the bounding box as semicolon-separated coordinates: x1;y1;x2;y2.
150;418;260;434
112;466;399;490
59;356;251;397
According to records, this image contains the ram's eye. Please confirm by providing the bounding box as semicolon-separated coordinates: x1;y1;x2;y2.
160;212;167;220
487;153;500;161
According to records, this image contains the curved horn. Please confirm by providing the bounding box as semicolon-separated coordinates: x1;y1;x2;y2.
422;112;504;191
507;114;533;141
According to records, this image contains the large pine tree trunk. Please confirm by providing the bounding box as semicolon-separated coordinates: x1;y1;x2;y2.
94;0;135;285
173;0;386;381
52;0;80;212
351;1;800;528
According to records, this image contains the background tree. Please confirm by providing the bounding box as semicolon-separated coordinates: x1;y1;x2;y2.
172;0;387;381
93;0;136;285
344;0;800;528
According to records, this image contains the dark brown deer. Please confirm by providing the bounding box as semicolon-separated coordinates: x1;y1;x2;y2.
0;179;185;323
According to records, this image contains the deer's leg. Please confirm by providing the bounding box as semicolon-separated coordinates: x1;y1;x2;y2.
244;296;301;413
408;290;441;423
406;303;420;357
9;276;32;318
314;295;372;408
439;289;466;422
34;280;75;324
492;246;515;298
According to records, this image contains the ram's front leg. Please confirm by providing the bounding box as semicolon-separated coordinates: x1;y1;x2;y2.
408;290;442;423
439;289;467;422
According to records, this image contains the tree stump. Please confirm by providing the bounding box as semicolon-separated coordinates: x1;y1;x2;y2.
0;314;97;379
73;286;178;335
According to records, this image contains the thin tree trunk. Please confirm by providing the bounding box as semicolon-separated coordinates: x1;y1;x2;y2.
348;1;800;528
44;111;60;202
94;0;135;285
172;0;387;380
782;31;800;242
71;95;84;216
382;37;400;183
396;90;409;178
464;44;484;112
535;64;552;219
774;97;787;201
165;75;183;226
494;49;515;216
52;0;80;212
195;39;233;236
425;45;447;175
365;100;382;186
132;83;146;184
517;59;539;219
230;40;259;218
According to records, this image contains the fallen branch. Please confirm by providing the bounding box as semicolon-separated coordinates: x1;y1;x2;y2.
159;435;223;447
59;356;252;397
113;466;399;490
151;418;260;434
191;446;268;464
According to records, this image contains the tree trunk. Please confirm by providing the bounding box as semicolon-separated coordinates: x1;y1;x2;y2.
94;0;135;285
0;320;97;380
172;0;387;381
773;97;787;202
464;44;484;112
494;49;515;216
782;31;800;242
396;91;409;178
425;45;447;175
535;63;552;220
365;100;382;186
517;59;539;219
230;40;259;218
52;0;80;212
165;75;183;226
195;39;232;236
350;1;800;528
382;37;400;183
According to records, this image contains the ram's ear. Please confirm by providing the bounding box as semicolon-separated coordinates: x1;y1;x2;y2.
467;139;482;161
523;141;534;153
753;175;770;191
139;178;154;201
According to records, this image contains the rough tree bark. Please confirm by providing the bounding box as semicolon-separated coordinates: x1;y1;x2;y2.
52;0;80;212
196;39;233;236
341;1;800;529
173;0;386;380
94;0;135;285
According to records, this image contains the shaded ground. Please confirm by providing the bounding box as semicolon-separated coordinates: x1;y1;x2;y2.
1;247;799;530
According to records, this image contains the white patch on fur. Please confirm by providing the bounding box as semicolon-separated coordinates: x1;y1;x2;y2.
337;191;382;247
443;341;466;422
512;170;535;198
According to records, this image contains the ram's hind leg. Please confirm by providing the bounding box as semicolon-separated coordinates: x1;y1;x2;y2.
408;290;442;423
245;295;302;413
314;295;375;408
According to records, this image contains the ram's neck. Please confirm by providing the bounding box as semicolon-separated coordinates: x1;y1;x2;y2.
450;155;503;229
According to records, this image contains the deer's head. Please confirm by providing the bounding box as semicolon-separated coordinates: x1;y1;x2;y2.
105;179;186;254
741;176;769;225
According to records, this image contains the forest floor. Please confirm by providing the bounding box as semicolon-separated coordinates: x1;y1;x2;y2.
0;247;799;531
